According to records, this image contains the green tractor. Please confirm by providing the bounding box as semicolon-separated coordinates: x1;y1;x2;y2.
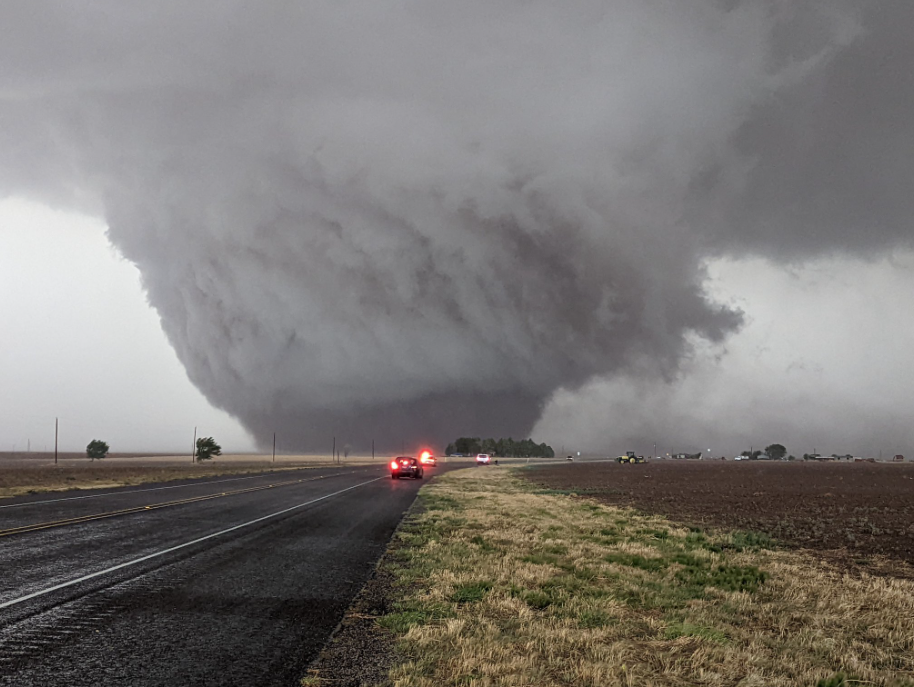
616;451;646;464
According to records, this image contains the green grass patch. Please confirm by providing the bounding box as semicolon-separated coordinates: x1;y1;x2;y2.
664;621;730;644
468;534;501;553
727;530;775;551
604;551;668;572
523;590;553;609
451;581;493;604
377;610;428;633
676;563;769;594
420;492;463;511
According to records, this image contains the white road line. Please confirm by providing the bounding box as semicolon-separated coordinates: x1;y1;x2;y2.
0;476;384;610
0;467;366;510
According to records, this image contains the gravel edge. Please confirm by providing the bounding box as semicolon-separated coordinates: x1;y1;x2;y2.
301;500;423;686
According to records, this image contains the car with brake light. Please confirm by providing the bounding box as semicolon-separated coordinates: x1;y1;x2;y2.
390;456;424;479
419;450;437;466
476;453;491;465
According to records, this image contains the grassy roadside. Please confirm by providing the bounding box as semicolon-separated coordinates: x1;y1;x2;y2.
373;467;914;686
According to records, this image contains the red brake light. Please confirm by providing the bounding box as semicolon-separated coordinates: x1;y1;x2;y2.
390;461;399;470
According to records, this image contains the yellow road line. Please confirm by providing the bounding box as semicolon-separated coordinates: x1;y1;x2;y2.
0;472;353;538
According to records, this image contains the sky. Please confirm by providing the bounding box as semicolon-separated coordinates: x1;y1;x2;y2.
1;2;913;456
0;198;254;452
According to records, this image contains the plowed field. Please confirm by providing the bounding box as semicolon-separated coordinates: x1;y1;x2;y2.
526;460;914;574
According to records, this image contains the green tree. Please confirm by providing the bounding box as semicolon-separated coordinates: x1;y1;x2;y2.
454;437;481;455
765;443;787;461
86;439;109;460
195;437;222;461
446;437;554;459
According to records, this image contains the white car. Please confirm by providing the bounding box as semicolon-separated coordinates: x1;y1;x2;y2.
476;453;491;465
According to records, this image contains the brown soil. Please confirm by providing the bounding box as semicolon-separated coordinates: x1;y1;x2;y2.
525;461;914;574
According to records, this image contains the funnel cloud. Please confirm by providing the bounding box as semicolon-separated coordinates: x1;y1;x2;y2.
1;2;912;450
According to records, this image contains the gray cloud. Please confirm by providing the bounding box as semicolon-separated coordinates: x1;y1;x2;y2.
1;2;911;450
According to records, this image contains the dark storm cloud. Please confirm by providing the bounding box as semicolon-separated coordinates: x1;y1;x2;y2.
706;0;914;258
0;2;910;449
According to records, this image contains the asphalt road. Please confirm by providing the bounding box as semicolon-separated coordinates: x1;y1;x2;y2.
0;462;458;686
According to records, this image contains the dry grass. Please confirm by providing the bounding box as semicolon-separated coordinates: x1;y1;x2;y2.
377;467;914;686
0;455;367;499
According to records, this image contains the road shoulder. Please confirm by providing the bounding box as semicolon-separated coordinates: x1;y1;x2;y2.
307;465;914;686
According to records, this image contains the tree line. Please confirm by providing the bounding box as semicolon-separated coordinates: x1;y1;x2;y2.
740;443;790;460
445;437;555;458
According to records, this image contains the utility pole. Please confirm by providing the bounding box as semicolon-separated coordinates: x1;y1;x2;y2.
54;418;58;465
192;426;197;462
372;439;375;461
332;436;336;464
272;433;276;463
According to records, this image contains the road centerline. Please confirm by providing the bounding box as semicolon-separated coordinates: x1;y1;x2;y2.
0;470;370;538
0;468;325;510
0;476;385;610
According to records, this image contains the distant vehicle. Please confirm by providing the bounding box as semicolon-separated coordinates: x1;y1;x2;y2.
566;455;574;461
617;451;646;464
419;450;437;466
734;456;745;461
894;454;905;462
390;456;424;479
476;453;491;465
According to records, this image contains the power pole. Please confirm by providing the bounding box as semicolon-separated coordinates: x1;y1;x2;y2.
372;439;374;461
54;418;58;465
332;436;336;464
192;426;197;462
272;433;276;463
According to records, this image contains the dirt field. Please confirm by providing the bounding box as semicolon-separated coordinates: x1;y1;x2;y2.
0;452;382;498
526;460;914;575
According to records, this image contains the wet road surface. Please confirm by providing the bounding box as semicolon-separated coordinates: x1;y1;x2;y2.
0;463;449;686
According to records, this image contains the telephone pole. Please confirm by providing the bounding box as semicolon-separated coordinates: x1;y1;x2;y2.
192;426;197;462
54;418;58;465
272;433;276;463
